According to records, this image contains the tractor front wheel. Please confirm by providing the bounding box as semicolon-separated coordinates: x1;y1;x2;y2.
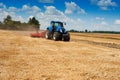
53;32;60;41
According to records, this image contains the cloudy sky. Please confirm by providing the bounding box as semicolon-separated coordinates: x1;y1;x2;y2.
0;0;120;31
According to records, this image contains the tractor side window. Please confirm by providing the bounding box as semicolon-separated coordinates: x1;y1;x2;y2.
50;23;54;26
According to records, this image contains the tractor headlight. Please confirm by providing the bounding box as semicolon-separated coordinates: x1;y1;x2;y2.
60;29;63;33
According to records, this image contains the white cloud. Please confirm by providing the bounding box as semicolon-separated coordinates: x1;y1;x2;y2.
91;18;108;29
96;17;104;20
91;0;117;10
0;11;9;21
97;0;117;7
65;2;86;14
0;3;17;22
101;21;108;26
8;7;19;12
0;3;28;22
22;5;30;11
32;6;40;11
115;19;120;25
30;6;41;14
12;15;25;22
44;6;64;16
21;5;41;14
0;3;41;23
100;6;108;10
98;0;117;10
0;3;6;9
0;10;25;22
77;18;84;24
39;0;54;3
28;16;34;19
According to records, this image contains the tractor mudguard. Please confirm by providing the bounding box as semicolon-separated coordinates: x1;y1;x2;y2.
47;26;53;32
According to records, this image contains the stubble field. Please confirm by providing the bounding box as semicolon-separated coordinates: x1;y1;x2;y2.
0;30;120;80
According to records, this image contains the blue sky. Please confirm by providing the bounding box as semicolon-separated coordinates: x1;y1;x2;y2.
0;0;120;31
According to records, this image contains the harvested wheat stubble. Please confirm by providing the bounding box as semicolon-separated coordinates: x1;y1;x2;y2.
0;30;120;80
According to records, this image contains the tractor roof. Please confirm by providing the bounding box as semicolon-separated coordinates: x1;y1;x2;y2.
51;21;62;23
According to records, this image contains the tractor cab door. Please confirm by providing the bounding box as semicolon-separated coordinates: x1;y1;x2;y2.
50;21;56;32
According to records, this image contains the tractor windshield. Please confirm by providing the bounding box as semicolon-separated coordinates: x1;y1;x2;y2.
50;21;64;27
54;22;63;27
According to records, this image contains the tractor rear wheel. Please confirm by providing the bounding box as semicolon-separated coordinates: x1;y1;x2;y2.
53;32;60;41
63;33;70;41
59;35;62;40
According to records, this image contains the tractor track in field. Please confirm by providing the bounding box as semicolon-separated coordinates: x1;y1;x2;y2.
72;38;120;50
72;34;120;40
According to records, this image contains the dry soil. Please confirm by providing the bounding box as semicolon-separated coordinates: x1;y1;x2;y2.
0;30;120;80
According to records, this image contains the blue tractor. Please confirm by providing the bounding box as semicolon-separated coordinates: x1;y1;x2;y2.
45;21;70;41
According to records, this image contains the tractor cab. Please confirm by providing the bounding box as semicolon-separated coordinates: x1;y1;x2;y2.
50;21;64;32
50;21;64;27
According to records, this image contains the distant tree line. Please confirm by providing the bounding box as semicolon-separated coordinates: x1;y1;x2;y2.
68;29;90;33
0;15;40;31
69;29;120;34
